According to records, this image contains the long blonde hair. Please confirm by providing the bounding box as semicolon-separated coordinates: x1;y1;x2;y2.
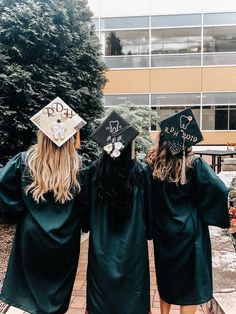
145;133;193;184
25;131;81;203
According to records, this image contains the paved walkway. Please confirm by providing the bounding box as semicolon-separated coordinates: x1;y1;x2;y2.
7;235;204;314
66;236;204;314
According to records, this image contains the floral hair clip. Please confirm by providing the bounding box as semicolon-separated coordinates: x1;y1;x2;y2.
103;141;124;158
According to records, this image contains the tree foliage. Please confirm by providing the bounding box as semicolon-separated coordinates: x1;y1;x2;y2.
0;0;106;165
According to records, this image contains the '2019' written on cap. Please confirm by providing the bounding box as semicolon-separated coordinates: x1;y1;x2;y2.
159;108;204;155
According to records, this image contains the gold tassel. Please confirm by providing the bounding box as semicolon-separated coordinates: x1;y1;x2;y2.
131;140;135;160
180;138;186;185
75;131;81;149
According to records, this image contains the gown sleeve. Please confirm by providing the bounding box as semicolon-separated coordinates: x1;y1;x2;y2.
142;164;153;240
193;157;230;228
78;165;91;233
0;152;25;223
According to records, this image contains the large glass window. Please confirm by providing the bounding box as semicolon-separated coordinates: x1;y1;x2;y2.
230;106;236;130
150;106;200;131
151;28;201;54
151;54;201;66
202;105;236;130
151;14;202;28
100;16;149;29
203;52;236;65
103;94;149;107
204;13;236;26
102;30;149;56
202;92;236;105
103;56;149;68
151;93;201;106
203;26;236;53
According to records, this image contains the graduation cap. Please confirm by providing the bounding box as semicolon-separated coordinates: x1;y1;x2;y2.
159;108;203;184
91;111;139;158
30;97;86;147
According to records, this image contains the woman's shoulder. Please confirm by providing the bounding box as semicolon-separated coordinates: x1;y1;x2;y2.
1;151;27;170
190;155;209;169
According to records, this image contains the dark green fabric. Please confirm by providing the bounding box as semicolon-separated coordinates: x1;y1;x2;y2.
80;161;151;314
150;157;230;305
0;153;81;314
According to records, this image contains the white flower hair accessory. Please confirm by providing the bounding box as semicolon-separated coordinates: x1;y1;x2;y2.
103;143;113;154
103;141;124;158
110;149;121;158
114;142;124;150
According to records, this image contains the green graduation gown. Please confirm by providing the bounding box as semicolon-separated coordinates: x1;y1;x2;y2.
0;152;82;314
150;157;230;305
80;160;151;314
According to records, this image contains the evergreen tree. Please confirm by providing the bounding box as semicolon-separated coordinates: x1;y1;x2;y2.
106;32;123;56
0;0;106;165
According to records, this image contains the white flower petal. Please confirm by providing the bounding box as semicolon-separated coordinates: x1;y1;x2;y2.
110;149;121;158
114;141;124;150
103;143;113;154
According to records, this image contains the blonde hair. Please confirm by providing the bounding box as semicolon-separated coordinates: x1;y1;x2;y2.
25;131;81;203
145;133;193;184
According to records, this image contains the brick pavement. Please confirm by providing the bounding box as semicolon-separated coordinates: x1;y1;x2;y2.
7;236;205;314
66;237;204;314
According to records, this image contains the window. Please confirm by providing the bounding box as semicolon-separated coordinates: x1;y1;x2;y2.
230;106;236;129
103;94;149;107
151;93;201;106
204;13;236;26
202;92;236;105
150;106;200;131
202;105;236;130
203;53;236;65
102;30;149;56
151;14;201;28
103;56;149;68
151;28;201;54
203;26;236;53
100;16;149;29
151;54;201;67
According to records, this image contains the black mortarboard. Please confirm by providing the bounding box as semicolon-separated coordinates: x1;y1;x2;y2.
159;108;203;156
91;111;139;158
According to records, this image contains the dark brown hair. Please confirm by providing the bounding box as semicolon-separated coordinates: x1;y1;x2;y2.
145;133;193;184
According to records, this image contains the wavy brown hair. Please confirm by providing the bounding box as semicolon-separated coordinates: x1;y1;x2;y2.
145;132;193;184
25;131;81;203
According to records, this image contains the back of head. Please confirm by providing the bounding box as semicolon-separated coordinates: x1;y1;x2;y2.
98;144;135;232
145;133;193;184
25;131;81;204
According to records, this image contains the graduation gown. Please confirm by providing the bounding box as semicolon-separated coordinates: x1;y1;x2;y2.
80;160;151;314
0;152;81;314
150;157;230;305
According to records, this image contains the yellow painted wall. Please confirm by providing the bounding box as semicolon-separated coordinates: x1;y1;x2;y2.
104;67;236;93
150;68;202;92
104;69;150;93
202;67;236;91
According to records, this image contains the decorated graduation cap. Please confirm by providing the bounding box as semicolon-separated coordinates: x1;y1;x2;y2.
30;97;86;147
91;111;139;158
159;108;203;184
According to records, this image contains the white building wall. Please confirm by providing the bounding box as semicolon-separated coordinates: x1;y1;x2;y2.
150;0;203;15
88;0;236;17
203;0;236;13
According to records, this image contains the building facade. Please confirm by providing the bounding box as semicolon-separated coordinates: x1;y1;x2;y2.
88;0;236;144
